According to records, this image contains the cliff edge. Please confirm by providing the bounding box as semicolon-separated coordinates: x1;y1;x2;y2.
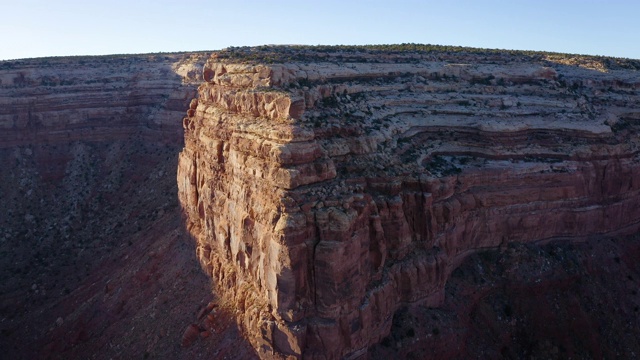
177;45;640;359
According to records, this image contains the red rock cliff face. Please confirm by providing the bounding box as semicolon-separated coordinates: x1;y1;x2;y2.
177;47;640;359
0;53;206;147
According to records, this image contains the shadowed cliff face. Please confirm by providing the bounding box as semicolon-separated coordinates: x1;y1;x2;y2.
370;235;640;359
177;46;640;359
0;53;258;359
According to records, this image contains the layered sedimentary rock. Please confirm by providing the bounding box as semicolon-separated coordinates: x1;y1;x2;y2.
0;52;207;147
178;46;640;359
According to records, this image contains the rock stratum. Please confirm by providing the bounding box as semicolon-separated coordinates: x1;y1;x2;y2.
177;46;640;359
0;52;205;148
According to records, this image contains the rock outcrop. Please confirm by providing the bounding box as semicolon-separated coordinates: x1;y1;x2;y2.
177;46;640;359
0;52;206;148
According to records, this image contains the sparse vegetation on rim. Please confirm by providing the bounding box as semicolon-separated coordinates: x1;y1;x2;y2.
213;43;640;70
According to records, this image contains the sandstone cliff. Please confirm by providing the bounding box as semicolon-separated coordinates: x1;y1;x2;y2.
177;46;640;359
0;52;205;147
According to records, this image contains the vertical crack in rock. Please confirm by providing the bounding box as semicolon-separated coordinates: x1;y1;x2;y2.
177;46;640;359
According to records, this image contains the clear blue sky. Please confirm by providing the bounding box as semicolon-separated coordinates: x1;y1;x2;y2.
1;0;638;60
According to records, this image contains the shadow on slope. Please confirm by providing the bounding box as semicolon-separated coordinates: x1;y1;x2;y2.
370;234;640;359
0;135;257;359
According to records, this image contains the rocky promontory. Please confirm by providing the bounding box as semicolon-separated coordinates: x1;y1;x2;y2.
178;45;640;359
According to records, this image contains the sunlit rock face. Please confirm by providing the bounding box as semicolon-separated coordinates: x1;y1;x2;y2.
178;46;640;359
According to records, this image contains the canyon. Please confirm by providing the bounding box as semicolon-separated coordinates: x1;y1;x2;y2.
1;45;640;359
0;52;258;359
